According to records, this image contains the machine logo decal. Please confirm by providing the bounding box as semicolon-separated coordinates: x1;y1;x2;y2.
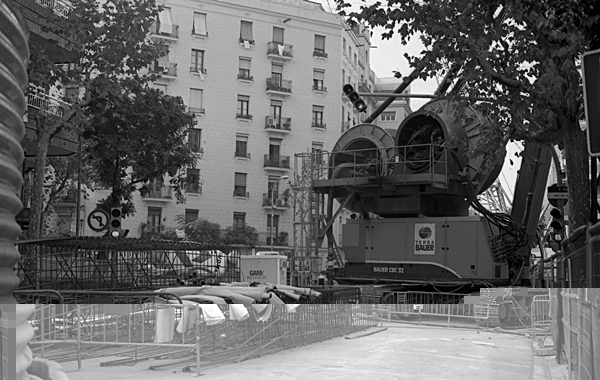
414;223;435;255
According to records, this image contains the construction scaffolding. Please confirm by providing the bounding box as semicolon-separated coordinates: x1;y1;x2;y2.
291;152;346;287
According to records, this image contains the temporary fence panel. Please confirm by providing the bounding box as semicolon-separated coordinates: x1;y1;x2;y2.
530;294;551;338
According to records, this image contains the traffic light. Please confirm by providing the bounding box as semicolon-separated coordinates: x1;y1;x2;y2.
109;207;122;237
343;84;367;112
549;207;565;244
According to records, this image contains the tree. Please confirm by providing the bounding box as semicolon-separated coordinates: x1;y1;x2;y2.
176;218;222;245
26;0;164;238
84;80;197;215
222;224;259;247
335;0;600;233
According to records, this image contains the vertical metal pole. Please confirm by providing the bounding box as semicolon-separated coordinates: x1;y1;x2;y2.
77;305;81;370
75;132;82;237
586;225;593;287
591;158;598;224
195;304;201;377
40;306;45;358
270;184;274;251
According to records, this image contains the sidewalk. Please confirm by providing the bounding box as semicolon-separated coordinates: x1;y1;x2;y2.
532;337;569;380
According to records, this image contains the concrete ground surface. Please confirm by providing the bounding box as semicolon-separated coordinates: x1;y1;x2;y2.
57;322;570;380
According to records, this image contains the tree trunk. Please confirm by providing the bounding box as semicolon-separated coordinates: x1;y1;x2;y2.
562;122;590;232
27;114;51;240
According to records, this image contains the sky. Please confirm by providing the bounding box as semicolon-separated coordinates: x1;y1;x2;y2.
317;0;523;203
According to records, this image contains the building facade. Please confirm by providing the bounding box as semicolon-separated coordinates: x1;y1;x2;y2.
83;0;382;251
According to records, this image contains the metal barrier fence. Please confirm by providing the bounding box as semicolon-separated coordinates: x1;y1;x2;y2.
13;290;184;304
16;237;241;291
530;294;551;338
29;304;379;374
557;289;599;380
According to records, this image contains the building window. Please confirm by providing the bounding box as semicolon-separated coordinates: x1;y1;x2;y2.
314;35;326;57
272;27;284;44
271;62;283;87
147;207;162;233
234;172;247;197
233;212;246;227
185;209;199;224
235;134;249;158
349;46;352;60
240;21;253;43
312;142;323;165
380;111;396;122
189;128;201;152
312;105;324;127
342;69;345;85
354;53;357;66
154;83;167;94
342;38;346;56
237;95;250;116
186;168;201;193
189;88;203;113
239;57;251;79
313;69;325;91
190;49;204;73
192;12;207;36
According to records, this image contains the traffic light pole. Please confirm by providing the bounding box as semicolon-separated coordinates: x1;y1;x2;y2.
591;157;598;224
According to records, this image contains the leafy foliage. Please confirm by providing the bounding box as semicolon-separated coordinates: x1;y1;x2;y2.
222;224;259;247
334;0;600;229
84;80;197;215
176;218;223;245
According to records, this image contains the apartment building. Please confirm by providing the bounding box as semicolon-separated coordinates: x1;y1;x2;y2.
82;0;381;250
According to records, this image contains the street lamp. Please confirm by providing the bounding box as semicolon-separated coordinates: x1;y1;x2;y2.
271;175;289;251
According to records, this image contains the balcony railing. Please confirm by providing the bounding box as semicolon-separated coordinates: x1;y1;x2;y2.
238;73;254;81
36;0;71;18
262;193;290;208
312;84;327;92
358;80;370;93
236;113;253;120
233;188;249;198
188;106;205;115
266;42;293;58
266;78;292;94
312;122;326;129
27;87;71;117
264;155;291;169
190;67;207;74
143;186;172;200
313;50;328;58
150;22;179;39
152;62;177;77
235;151;251;158
264;116;291;131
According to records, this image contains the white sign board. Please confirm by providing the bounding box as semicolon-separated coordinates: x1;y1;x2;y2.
414;223;435;255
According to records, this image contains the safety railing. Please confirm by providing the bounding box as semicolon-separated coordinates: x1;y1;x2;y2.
530;294;551;338
28;304;379;374
557;289;598;380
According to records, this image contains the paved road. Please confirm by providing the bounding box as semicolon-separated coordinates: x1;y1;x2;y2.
62;324;534;380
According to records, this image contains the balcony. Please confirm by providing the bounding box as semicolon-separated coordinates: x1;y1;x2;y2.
264;155;291;173
266;42;293;60
264;116;291;134
358;80;370;93
188;106;205;115
235;151;251;159
36;0;71;18
236;113;253;122
150;21;179;41
151;62;177;80
262;193;290;209
239;38;255;49
190;67;207;79
27;87;71;118
233;187;250;198
313;49;328;59
312;122;326;130
312;84;327;93
266;78;292;96
237;73;254;82
143;187;172;202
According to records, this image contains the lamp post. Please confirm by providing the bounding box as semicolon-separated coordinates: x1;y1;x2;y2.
271;175;289;251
